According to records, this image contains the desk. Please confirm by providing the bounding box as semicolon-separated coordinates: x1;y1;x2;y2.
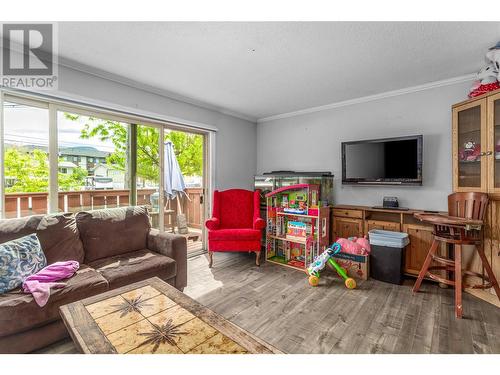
332;205;447;276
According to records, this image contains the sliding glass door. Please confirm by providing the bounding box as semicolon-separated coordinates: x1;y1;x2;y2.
163;127;205;256
1;91;212;256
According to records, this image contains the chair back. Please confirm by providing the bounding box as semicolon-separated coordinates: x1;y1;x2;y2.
448;192;489;221
213;189;259;229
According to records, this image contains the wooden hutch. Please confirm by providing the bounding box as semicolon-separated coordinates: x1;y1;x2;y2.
451;88;500;306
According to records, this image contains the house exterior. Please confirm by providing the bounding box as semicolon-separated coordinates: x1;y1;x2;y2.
93;163;125;189
59;146;109;172
58;161;79;175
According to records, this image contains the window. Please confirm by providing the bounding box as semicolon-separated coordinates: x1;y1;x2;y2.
57;111;131;211
1;91;211;252
2;100;49;218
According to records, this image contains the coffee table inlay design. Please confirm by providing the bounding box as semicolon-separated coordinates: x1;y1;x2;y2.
60;277;280;354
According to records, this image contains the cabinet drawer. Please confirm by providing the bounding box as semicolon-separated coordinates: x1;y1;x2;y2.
366;220;401;232
333;209;363;219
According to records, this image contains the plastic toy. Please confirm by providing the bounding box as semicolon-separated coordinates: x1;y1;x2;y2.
287;221;307;239
468;41;500;98
336;236;371;255
486;42;500;80
459;141;481;161
469;63;500;98
307;242;357;289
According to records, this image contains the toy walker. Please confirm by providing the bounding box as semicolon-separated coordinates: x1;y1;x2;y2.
307;242;357;289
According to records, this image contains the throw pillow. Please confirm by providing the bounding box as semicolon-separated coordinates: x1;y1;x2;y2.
0;233;47;293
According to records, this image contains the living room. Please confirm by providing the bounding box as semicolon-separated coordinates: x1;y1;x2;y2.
1;1;499;373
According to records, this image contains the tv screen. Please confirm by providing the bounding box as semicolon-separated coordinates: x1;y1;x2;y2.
342;135;423;185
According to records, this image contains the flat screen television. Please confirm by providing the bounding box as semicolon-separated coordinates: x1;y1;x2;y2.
341;135;423;185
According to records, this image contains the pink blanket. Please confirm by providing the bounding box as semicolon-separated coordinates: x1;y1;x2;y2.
22;261;79;307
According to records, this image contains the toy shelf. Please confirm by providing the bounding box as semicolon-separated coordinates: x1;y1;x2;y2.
276;212;317;219
265;183;330;271
268;234;307;245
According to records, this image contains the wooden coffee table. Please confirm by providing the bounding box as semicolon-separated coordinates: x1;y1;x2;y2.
59;277;281;354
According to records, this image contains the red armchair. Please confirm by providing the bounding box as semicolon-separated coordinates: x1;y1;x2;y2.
205;189;265;267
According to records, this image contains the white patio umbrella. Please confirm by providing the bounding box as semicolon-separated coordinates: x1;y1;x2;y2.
163;141;189;234
164;141;186;200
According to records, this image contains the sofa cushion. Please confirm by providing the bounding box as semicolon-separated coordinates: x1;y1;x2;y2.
0;265;108;337
0;234;47;294
0;213;84;264
88;249;176;289
208;228;261;242
76;206;151;263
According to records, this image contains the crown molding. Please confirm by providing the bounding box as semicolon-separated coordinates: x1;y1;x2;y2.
257;73;476;123
57;56;257;123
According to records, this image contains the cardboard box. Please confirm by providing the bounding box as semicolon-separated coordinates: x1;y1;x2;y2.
332;252;369;280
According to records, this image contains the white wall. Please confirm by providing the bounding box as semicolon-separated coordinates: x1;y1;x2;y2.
54;65;257;190
257;82;472;211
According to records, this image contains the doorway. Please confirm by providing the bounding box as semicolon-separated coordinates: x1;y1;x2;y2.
135;123;208;257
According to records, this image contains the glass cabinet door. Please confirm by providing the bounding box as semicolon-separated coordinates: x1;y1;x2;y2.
488;93;500;193
453;99;487;192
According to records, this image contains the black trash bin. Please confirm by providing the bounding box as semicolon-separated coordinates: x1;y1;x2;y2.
368;229;410;285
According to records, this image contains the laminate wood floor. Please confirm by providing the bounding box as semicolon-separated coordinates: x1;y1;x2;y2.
36;252;500;354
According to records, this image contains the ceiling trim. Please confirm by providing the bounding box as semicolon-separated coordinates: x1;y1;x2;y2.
257;73;476;123
57;56;258;123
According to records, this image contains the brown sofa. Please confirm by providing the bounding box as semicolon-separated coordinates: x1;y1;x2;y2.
0;206;187;354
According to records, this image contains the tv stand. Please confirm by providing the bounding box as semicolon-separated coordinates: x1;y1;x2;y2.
332;204;446;277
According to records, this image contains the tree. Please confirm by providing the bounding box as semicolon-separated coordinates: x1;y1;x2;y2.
73;114;203;183
4;148;49;192
167;131;203;177
58;165;88;192
4;147;87;193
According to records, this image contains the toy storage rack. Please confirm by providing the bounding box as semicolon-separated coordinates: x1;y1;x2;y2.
265;184;330;270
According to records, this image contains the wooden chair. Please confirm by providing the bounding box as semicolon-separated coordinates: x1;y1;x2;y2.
412;192;500;318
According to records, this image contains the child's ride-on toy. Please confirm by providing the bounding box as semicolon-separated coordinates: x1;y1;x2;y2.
307;242;357;289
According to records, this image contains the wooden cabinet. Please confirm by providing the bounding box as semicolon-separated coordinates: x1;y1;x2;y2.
487;92;500;195
333;217;363;239
332;205;438;277
452;90;500;306
452;92;500;195
402;224;434;275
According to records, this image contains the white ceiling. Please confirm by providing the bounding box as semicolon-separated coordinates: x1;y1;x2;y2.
52;22;500;121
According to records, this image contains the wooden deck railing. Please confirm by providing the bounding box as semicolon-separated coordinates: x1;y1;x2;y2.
4;187;204;229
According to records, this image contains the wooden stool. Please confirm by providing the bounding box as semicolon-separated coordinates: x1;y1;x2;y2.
412;192;500;318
